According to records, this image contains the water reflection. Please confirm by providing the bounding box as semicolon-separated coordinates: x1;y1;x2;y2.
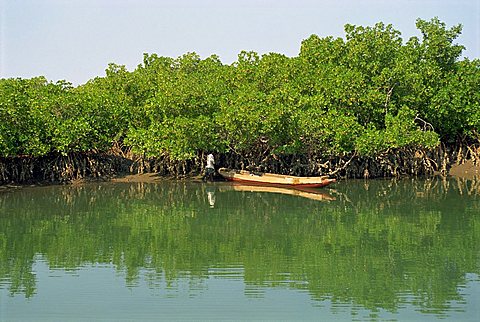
206;187;216;208
0;178;479;320
219;183;336;201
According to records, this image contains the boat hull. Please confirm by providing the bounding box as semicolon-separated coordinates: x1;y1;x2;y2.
218;168;336;188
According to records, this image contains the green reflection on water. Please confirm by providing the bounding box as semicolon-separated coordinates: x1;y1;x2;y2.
0;178;479;318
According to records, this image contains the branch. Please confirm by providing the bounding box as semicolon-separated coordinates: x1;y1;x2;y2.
328;152;357;176
414;115;435;131
384;84;395;113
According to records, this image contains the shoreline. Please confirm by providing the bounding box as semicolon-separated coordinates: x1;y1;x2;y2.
0;148;478;189
1;165;478;192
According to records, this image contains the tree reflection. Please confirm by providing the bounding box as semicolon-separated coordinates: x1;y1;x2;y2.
0;178;478;317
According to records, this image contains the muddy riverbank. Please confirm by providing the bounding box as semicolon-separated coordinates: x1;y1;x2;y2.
449;160;480;179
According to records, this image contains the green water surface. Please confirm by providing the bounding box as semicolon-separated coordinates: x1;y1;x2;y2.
0;178;479;321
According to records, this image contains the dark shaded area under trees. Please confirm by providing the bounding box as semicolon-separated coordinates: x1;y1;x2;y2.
1;18;479;184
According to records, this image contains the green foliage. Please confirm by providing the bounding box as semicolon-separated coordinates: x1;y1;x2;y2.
355;107;440;156
126;115;218;160
297;107;363;155
429;59;480;140
415;17;464;71
123;52;230;159
0;77;61;156
0;18;475;161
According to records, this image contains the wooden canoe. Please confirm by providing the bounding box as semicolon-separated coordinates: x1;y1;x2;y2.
218;168;336;188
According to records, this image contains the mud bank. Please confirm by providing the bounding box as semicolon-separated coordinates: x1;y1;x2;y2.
449;160;480;179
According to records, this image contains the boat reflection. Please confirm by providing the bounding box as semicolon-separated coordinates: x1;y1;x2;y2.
219;182;336;201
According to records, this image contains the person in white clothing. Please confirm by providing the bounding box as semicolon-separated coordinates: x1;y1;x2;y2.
203;154;215;181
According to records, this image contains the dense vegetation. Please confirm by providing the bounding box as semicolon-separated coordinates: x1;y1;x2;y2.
1;18;479;180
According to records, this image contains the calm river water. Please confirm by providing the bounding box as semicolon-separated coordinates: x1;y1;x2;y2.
0;178;479;321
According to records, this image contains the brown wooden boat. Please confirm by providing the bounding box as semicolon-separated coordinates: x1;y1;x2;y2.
218;168;336;188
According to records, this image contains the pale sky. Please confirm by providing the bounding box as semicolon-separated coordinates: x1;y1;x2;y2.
1;0;479;85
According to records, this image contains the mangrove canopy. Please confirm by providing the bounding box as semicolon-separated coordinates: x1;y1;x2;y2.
0;18;479;181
